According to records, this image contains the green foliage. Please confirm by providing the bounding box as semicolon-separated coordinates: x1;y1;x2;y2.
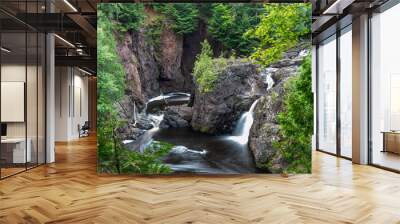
247;4;311;66
120;141;173;174
97;6;127;173
275;55;313;173
193;40;228;93
98;3;145;33
98;5;172;175
153;4;199;35
144;16;163;49
208;3;262;56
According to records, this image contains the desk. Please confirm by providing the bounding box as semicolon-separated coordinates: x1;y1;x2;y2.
1;138;31;163
382;131;400;154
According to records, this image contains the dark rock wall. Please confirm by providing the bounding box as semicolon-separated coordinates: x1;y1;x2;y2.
191;61;267;134
248;43;309;173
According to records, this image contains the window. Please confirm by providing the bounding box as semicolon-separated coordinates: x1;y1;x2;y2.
370;3;400;171
318;35;337;154
339;26;352;158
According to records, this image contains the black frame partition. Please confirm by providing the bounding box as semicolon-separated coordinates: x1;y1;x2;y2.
315;20;353;161
0;1;47;180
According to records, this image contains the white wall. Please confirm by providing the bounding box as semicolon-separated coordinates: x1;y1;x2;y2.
1;63;46;164
55;67;89;141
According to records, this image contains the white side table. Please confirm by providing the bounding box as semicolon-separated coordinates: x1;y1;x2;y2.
1;138;31;163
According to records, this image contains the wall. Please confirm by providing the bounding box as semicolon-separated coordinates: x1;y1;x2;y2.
1;64;42;137
1;63;45;165
55;67;89;141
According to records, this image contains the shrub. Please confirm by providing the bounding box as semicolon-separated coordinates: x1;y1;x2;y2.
275;55;313;173
193;40;228;93
152;3;199;35
97;6;127;173
120;141;173;175
208;3;262;56
247;4;311;66
98;3;145;33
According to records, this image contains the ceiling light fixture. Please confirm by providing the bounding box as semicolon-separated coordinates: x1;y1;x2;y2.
78;67;92;76
1;47;11;53
63;0;78;12
54;34;75;48
322;0;355;15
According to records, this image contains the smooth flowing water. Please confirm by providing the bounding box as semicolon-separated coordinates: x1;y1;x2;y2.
127;92;260;174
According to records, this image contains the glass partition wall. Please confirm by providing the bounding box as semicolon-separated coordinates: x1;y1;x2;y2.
339;26;352;159
316;25;353;159
0;3;46;179
317;35;337;155
370;3;400;171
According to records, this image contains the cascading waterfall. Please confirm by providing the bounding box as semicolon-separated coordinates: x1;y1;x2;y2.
228;99;259;145
126;92;259;173
133;101;138;125
260;68;275;90
127;92;191;152
142;92;190;114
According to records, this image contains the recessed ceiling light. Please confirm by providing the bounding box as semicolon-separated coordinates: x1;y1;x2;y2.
63;0;78;12
54;34;75;48
322;0;355;15
1;47;11;53
78;67;92;76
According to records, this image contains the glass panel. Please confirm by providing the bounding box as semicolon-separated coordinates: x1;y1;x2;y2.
38;32;45;165
371;4;400;171
27;31;38;169
1;31;27;177
340;26;352;158
318;35;337;154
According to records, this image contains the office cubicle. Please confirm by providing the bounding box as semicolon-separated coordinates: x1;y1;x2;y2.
0;1;46;179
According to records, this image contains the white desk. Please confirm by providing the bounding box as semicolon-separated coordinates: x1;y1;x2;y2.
1;138;31;163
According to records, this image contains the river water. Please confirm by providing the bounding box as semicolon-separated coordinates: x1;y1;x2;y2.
127;92;262;174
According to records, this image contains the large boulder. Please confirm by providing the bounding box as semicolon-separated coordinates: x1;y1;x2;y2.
191;60;267;134
160;106;193;129
249;44;309;173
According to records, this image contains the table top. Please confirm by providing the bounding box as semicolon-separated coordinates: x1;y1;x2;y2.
381;131;400;134
1;138;29;143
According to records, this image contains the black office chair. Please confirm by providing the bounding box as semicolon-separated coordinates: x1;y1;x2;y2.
79;121;90;138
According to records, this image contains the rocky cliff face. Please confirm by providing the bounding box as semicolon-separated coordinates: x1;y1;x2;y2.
116;30;160;123
191;60;267;134
115;10;196;112
248;44;309;173
158;27;186;92
181;20;208;92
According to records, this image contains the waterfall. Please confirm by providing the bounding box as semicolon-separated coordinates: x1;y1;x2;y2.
260;68;275;90
229;99;259;144
133;102;138;125
143;92;190;114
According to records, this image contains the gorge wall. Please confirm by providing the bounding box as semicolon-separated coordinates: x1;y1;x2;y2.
191;60;267;134
114;7;212;113
112;6;310;173
249;43;309;173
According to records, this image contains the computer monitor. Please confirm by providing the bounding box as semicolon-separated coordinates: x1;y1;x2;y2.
1;123;7;137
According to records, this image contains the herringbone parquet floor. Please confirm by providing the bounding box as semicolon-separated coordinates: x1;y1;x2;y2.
1;135;400;224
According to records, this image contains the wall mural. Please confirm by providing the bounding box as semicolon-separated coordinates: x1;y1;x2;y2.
97;3;313;175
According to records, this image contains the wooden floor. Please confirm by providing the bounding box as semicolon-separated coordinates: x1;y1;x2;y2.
0;136;400;224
